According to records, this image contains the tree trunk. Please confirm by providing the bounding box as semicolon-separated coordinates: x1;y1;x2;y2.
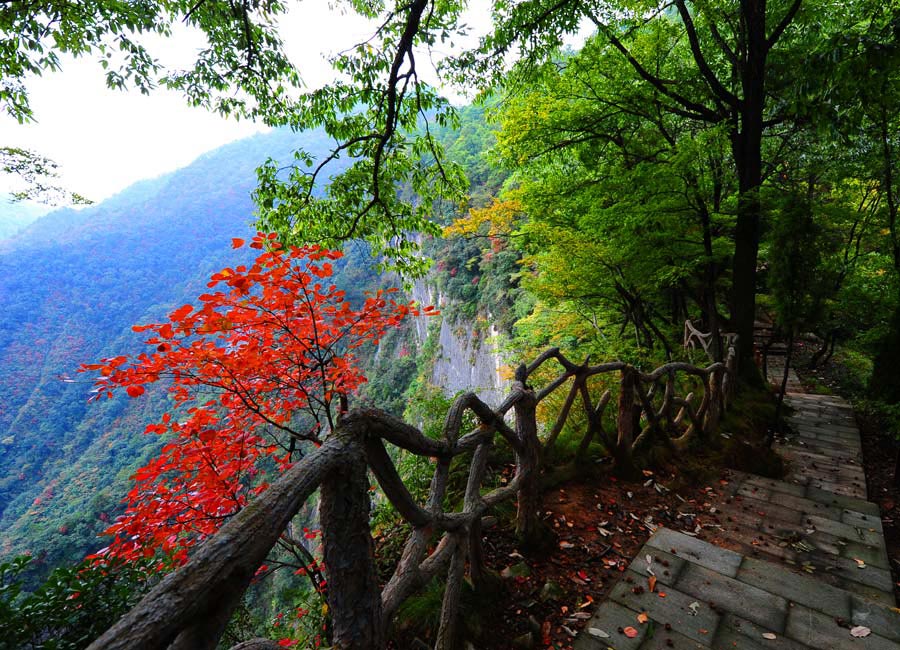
808;331;832;369
436;540;467;650
893;445;900;488
770;330;795;447
870;303;900;403
730;0;768;383
698;196;722;360
320;441;384;650
731;145;763;381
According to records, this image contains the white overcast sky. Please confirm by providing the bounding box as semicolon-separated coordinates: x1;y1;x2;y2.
1;1;587;208
0;3;456;205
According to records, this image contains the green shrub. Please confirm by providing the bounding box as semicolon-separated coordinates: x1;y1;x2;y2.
0;556;155;650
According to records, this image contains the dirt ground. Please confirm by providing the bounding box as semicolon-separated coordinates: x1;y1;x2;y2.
471;472;714;649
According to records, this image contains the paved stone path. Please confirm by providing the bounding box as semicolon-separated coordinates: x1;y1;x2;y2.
575;382;900;648
574;528;900;650
703;468;891;605
778;393;868;499
766;356;805;394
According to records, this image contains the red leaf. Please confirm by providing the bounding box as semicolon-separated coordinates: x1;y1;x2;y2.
231;238;245;249
169;304;193;321
83;235;418;566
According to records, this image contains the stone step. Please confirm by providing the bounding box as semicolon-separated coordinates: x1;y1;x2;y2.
575;528;900;650
777;392;870;500
697;470;893;602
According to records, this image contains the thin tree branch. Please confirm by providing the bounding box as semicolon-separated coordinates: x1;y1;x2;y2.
766;0;803;51
674;0;739;108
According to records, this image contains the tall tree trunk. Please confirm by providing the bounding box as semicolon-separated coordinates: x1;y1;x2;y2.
730;0;768;382
698;193;722;360
731;163;762;380
870;107;900;401
870;303;900;403
614;367;639;478
770;330;794;447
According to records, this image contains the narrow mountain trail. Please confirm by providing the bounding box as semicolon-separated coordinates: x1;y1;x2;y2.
573;367;900;649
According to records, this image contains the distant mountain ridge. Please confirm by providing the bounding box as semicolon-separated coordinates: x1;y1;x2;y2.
0;198;48;240
0;127;341;573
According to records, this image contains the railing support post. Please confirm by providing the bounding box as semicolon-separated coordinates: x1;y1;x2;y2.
512;372;543;548
320;437;384;650
615;366;639;477
704;368;724;437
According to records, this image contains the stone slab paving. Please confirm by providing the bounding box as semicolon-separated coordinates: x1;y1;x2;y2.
777;393;867;500
672;386;893;606
574;528;900;650
766;357;805;394
576;380;900;648
702;469;892;604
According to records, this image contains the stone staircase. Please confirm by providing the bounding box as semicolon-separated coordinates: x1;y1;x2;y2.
575;381;900;649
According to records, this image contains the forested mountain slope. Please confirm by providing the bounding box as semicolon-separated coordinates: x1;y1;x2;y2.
0;103;504;579
0;127;348;572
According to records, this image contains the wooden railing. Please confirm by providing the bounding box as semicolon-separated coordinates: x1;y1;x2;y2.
683;319;738;362
86;343;736;650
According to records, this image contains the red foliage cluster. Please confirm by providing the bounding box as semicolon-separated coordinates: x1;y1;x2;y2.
81;234;436;563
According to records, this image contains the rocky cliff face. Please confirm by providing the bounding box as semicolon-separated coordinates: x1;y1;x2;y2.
410;280;508;407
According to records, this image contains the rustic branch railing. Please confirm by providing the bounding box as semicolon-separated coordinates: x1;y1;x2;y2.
683;319;738;362
87;343;737;650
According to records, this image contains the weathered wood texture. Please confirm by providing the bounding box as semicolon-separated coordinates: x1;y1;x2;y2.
89;343;737;650
86;437;348;650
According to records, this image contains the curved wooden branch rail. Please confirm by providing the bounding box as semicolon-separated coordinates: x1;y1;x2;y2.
88;342;738;650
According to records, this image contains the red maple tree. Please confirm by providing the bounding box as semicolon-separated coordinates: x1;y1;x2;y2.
82;233;434;564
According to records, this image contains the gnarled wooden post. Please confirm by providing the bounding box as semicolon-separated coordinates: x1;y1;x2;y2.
723;343;737;408
436;537;467;650
320;426;384;650
85;438;346;650
703;367;724;438
615;366;639;477
512;366;542;547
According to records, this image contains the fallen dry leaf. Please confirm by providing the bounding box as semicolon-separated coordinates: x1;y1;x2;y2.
850;626;871;638
637;612;649;624
648;575;658;592
762;632;777;640
623;626;639;638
